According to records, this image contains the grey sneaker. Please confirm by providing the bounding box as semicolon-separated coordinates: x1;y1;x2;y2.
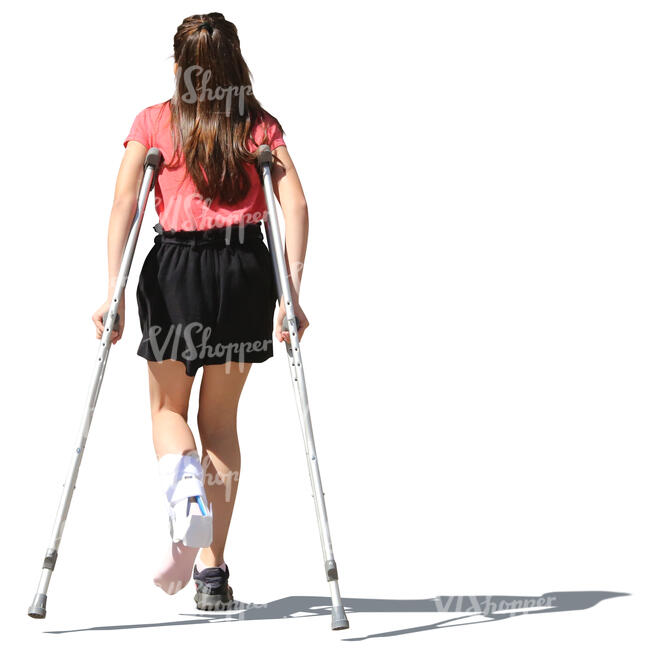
193;562;234;610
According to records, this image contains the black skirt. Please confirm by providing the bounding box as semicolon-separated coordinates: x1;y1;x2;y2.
136;221;278;376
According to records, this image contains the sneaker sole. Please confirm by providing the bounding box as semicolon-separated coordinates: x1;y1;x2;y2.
194;585;234;611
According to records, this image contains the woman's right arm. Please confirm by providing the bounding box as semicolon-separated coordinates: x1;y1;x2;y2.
91;141;147;342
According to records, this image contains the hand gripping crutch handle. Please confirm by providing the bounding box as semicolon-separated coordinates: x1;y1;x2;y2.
101;312;120;331
255;144;349;631
28;147;163;620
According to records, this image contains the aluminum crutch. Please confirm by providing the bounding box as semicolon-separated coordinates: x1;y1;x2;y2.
256;144;349;631
28;147;164;619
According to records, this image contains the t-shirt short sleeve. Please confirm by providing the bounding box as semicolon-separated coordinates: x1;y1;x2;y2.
123;109;151;149
266;117;286;150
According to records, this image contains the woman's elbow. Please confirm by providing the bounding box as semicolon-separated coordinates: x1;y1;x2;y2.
111;194;138;215
285;198;308;221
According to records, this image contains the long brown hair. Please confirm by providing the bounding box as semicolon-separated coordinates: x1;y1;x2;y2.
166;12;284;205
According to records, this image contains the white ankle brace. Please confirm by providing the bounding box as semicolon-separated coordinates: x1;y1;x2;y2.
158;450;203;502
158;451;213;548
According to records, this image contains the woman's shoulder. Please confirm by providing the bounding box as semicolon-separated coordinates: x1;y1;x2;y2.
249;110;285;150
255;109;282;130
139;100;171;122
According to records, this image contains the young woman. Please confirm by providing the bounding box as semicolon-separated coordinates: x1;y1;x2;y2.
91;12;309;609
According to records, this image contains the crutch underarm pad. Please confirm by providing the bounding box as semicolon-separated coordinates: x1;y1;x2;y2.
145;147;164;171
256;144;273;168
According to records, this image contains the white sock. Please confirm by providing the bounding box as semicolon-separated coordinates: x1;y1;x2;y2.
196;554;227;572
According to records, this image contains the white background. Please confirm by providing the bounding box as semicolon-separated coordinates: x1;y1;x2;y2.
1;1;648;647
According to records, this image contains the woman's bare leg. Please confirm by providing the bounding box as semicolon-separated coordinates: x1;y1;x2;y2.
147;359;200;594
147;359;196;458
196;361;252;567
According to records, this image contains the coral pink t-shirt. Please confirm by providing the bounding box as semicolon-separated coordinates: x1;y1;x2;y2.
123;101;285;231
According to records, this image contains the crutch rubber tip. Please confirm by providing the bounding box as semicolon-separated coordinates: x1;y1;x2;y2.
145;147;164;171
28;593;47;619
331;605;349;630
256;144;273;168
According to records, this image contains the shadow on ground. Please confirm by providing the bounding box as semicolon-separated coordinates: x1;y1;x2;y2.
44;590;629;639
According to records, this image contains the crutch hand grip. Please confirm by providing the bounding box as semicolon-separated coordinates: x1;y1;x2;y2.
101;311;120;332
281;315;300;332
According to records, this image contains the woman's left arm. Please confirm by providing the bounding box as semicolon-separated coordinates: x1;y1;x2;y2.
270;145;310;342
